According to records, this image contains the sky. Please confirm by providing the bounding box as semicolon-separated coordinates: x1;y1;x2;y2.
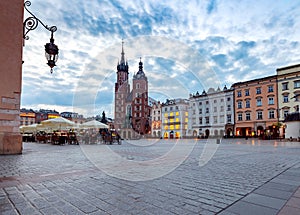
22;0;300;118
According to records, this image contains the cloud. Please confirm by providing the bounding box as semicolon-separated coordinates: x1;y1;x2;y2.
207;0;217;14
21;0;300;118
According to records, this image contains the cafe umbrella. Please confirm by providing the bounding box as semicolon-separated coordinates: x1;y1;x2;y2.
41;117;76;130
80;120;109;129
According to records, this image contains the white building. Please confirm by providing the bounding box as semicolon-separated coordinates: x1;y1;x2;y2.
151;101;162;138
188;86;234;138
284;113;300;139
161;99;189;139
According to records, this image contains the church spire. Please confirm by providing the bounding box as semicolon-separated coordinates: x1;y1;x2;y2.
120;39;125;65
139;57;143;72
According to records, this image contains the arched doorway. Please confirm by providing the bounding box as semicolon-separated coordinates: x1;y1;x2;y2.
214;130;218;136
169;130;174;139
205;129;210;138
163;132;168;139
226;128;233;137
153;131;156;137
193;130;197;137
257;126;264;137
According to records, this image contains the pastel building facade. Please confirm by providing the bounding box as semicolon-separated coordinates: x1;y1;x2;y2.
188;86;234;138
161;99;189;139
151;102;162;138
276;64;300;121
232;75;278;137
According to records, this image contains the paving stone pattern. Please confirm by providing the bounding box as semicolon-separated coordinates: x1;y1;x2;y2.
0;139;299;214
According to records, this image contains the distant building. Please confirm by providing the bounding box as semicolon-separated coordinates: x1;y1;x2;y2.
35;109;59;124
114;41;150;139
232;75;278;138
188;86;234;138
151;101;162;138
20;108;36;126
60;112;84;124
161;99;189;139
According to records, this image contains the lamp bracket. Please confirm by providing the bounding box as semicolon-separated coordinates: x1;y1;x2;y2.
23;1;57;40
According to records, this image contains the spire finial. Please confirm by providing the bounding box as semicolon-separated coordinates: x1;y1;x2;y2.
120;39;125;64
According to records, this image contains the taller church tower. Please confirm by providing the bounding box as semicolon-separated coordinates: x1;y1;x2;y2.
114;41;151;138
114;40;130;131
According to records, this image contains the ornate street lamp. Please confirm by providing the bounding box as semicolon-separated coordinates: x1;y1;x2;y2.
23;1;59;73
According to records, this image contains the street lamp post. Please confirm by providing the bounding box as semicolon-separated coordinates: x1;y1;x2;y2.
23;1;59;73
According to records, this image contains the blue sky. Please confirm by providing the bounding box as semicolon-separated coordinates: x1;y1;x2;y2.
22;0;300;117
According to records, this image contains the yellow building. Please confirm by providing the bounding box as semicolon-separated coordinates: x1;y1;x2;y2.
161;99;188;139
276;64;300;138
20;108;35;126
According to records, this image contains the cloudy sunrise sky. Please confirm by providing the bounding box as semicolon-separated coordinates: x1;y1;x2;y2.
22;0;300;117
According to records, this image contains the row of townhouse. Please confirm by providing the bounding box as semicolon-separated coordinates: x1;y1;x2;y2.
20;109;85;126
150;63;300;139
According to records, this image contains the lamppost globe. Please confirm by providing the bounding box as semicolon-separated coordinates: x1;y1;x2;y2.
45;34;59;73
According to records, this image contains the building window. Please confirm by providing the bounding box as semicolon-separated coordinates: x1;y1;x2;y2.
206;101;209;105
237;101;242;109
199;102;202;106
205;117;209;124
245;112;251;121
282;82;288;91
206;107;209;113
220;115;224;123
199;109;202;114
176;106;179;110
256;98;262;106
227;105;231;111
213;116;217;124
165;107;167;111
237;91;242;97
220;106;224;112
214;100;217;103
199;117;203;124
170;107;173;111
256;87;261;94
245;99;250;108
268;97;274;105
257;111;263;120
227;114;231;123
238;113;243;121
283;95;289;103
214;107;217;112
227;97;231;101
294;80;300;89
245;89;250;96
268;110;275;119
268;85;274;92
136;83;140;89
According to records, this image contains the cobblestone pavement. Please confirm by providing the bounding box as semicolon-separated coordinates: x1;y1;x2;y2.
0;138;299;215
